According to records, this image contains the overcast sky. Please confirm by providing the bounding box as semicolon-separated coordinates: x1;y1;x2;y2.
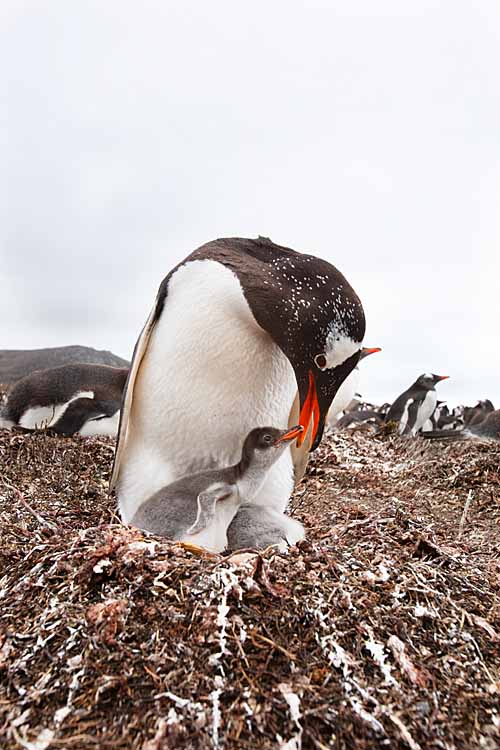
2;1;499;406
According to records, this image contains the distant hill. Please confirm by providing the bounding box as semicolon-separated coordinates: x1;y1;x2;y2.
0;345;130;384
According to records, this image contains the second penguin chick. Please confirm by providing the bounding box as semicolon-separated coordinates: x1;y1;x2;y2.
130;425;303;553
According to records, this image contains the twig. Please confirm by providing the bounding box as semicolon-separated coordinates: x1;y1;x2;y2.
457;490;473;541
3;482;57;531
249;631;296;661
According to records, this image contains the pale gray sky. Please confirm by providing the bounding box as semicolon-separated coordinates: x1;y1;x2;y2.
2;1;500;406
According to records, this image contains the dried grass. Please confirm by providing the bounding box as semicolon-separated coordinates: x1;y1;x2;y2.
0;424;498;750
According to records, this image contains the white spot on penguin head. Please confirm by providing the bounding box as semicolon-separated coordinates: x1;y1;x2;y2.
324;329;362;369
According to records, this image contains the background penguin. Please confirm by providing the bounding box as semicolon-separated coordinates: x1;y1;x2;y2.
421;400;446;432
326;346;381;426
464;399;495;426
333;408;385;430
111;236;366;527
0;345;129;385
385;373;449;435
131;425;304;553
0;364;128;436
422;409;500;443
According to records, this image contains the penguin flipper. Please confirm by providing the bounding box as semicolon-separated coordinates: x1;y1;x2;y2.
52;397;118;436
288;391;312;483
110;302;159;490
403;398;420;435
186;484;234;536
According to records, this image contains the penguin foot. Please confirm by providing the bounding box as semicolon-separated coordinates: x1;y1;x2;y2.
176;541;217;556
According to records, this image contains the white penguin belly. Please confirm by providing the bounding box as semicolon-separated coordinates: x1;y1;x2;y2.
19;390;95;429
327;367;359;425
118;260;297;522
78;410;120;437
413;391;437;434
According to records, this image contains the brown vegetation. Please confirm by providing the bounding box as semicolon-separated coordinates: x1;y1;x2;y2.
0;424;498;749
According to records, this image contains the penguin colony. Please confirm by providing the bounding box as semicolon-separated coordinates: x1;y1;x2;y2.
1;236;497;553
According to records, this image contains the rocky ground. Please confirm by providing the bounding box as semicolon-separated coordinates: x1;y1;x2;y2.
0;419;498;749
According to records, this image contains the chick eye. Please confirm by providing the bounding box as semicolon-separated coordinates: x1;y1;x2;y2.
264;434;273;443
314;353;327;370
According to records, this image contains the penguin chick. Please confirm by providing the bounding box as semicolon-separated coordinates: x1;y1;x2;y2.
226;505;305;552
130;425;303;553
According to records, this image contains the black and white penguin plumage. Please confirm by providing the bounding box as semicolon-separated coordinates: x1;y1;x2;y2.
421;400;447;433
385;373;449;435
333;408;385;430
0;364;128;436
131;425;304;552
423;409;500;443
111;236;366;524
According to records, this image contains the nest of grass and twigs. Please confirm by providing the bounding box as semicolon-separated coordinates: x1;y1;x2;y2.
0;425;499;750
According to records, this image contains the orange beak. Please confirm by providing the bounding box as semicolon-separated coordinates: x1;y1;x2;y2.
362;346;381;356
296;370;320;447
436;375;449;381
275;425;304;444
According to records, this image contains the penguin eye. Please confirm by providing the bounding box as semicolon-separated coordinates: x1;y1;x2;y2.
314;353;327;371
264;434;273;442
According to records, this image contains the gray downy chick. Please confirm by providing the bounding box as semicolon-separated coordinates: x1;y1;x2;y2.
226;505;306;552
130;425;303;553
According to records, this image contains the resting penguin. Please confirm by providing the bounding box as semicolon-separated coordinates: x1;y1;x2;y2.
0;364;128;436
111;236;366;531
0;345;129;386
326;346;381;426
464;399;495;426
131;425;304;553
385;373;449;436
422;409;500;443
333;408;384;430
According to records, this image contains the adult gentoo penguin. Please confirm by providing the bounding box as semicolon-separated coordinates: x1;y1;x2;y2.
111;236;366;525
131;425;304;553
0;364;128;436
385;373;449;436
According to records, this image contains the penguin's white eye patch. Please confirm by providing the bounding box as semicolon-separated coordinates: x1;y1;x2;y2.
314;353;327;371
324;331;362;369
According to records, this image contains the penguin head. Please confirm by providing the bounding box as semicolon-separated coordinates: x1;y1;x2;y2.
241;425;304;468
478;399;495;412
282;314;367;452
415;373;449;390
239;245;366;453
